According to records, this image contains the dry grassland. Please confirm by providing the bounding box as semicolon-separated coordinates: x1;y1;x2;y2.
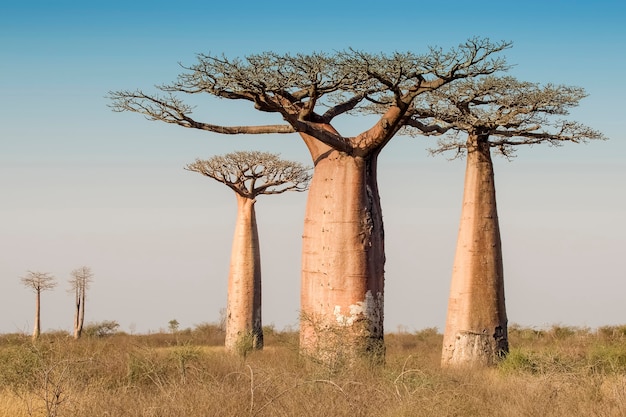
1;324;625;417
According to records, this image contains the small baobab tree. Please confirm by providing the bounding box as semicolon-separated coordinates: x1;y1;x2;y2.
68;266;94;339
417;75;605;367
109;38;510;362
186;150;311;354
20;271;57;341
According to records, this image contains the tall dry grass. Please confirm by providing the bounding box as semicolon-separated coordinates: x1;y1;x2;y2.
1;324;625;417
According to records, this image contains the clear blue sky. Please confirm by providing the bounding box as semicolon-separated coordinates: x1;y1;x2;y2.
1;0;624;335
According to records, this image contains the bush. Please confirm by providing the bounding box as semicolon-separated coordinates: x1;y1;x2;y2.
548;324;590;340
83;320;120;338
508;323;544;340
588;344;626;373
498;348;539;374
191;322;225;345
0;343;40;389
597;325;626;341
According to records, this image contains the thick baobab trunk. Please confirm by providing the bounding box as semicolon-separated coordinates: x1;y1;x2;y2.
33;290;41;341
300;137;385;364
441;135;508;367
224;194;263;353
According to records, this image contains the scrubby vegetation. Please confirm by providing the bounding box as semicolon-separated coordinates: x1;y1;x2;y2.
1;324;625;416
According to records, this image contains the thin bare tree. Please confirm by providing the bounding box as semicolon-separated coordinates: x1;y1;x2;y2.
20;271;57;341
109;38;510;362
417;75;605;367
186;151;310;354
68;266;94;339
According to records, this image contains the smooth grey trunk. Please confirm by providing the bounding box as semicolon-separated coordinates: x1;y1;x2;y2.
441;134;508;367
224;194;263;352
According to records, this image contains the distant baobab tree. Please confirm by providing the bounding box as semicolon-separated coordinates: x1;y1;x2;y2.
20;271;57;341
186;151;311;354
109;38;510;362
68;266;94;339
418;75;605;367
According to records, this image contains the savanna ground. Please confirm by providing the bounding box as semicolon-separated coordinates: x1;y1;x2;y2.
1;323;626;417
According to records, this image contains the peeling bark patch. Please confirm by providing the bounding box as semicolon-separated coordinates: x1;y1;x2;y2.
333;304;362;326
333;290;383;330
444;326;508;366
450;331;493;365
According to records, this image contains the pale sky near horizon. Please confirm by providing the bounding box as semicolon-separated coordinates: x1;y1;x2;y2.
1;1;624;335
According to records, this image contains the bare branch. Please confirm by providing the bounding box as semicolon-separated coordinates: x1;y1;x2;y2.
402;113;450;136
107;90;295;134
321;92;369;121
284;117;354;154
182;118;296;135
432;37;512;81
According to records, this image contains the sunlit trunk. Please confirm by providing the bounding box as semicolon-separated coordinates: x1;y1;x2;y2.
300;136;385;364
441;134;508;367
33;290;41;341
224;194;263;353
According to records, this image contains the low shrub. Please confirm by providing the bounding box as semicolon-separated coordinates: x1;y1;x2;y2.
83;320;120;338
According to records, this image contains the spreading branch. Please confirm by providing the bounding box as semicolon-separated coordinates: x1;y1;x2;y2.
108;90;294;134
108;39;512;154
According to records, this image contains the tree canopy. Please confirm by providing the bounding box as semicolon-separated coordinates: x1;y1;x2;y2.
20;271;57;293
69;266;94;292
185;151;311;198
415;75;606;158
108;38;512;155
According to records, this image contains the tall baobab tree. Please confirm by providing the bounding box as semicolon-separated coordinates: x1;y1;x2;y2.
186;151;310;354
417;75;605;367
20;271;57;341
68;266;94;339
109;38;510;361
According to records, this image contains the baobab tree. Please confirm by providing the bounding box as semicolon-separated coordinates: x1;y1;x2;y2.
68;266;94;339
416;75;605;367
185;151;311;354
109;38;510;361
20;271;57;341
